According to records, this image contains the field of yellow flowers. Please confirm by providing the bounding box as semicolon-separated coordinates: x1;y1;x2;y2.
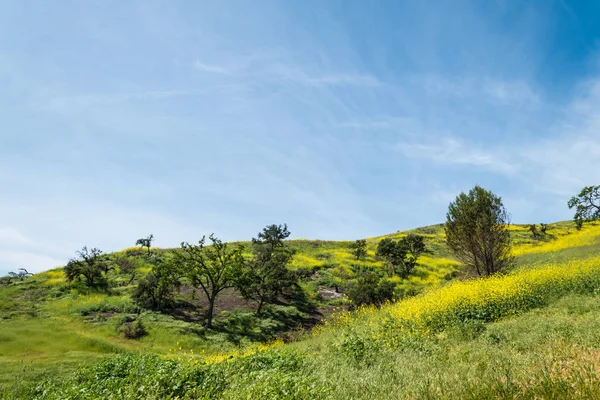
325;254;600;349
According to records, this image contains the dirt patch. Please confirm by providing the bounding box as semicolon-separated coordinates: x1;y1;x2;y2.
87;312;119;321
318;286;343;300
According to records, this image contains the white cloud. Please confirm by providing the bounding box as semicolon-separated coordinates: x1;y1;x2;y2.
518;79;600;196
338;116;419;130
396;137;517;174
418;75;539;105
193;61;232;74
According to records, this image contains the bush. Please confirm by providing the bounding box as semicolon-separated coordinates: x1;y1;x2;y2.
339;332;380;366
132;268;179;311
119;319;148;339
347;273;395;307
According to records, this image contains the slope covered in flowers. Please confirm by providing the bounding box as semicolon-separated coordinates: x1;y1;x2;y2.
323;255;600;346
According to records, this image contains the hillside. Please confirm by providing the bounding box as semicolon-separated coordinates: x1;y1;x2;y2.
2;221;600;398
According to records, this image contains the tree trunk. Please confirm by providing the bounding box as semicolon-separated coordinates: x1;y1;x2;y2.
206;297;216;329
256;297;265;316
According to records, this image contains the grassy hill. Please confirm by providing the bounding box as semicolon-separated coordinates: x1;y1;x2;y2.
1;221;600;399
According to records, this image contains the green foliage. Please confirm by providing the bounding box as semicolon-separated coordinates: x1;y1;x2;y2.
221;350;330;400
529;224;539;238
568;185;600;229
349;239;368;260
64;246;110;287
347;272;395;307
119;319;148;339
31;353;226;400
445;185;514;276
132;259;180;310
175;235;244;328
376;234;427;278
235;224;298;315
78;300;140;316
540;223;548;235
339;331;381;366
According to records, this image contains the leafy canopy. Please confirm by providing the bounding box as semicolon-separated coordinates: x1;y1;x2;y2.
568;185;600;229
64;246;110;287
174;234;244;328
445;185;513;276
349;239;368;261
376;234;427;278
235;224;297;315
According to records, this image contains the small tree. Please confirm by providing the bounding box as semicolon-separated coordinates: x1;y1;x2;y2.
115;256;138;286
132;261;180;310
376;234;427;278
235;224;297;315
174;235;243;328
136;234;154;254
347;272;395;307
8;268;33;280
350;239;368;261
568;185;600;229
445;186;513;276
529;224;538;238
64;247;110;287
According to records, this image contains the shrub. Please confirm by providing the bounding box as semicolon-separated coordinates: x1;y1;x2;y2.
119;319;148;339
132;263;180;311
339;332;380;366
347;273;395;307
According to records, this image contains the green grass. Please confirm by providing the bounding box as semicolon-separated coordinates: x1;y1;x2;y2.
12;293;600;399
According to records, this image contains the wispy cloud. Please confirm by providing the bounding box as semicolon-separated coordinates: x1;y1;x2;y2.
2;0;600;273
193;61;232;74
517;79;600;196
417;75;539;105
192;56;381;88
396;137;517;174
41;89;201;110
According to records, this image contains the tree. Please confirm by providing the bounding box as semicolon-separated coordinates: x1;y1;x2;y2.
445;186;513;276
64;247;110;287
568;185;600;229
8;268;33;280
347;272;395;307
529;224;538;238
350;239;368;261
132;260;180;310
114;256;138;286
376;234;427;278
174;235;243;328
136;234;154;254
235;224;297;315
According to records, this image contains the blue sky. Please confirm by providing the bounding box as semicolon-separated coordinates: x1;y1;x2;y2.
1;1;600;274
